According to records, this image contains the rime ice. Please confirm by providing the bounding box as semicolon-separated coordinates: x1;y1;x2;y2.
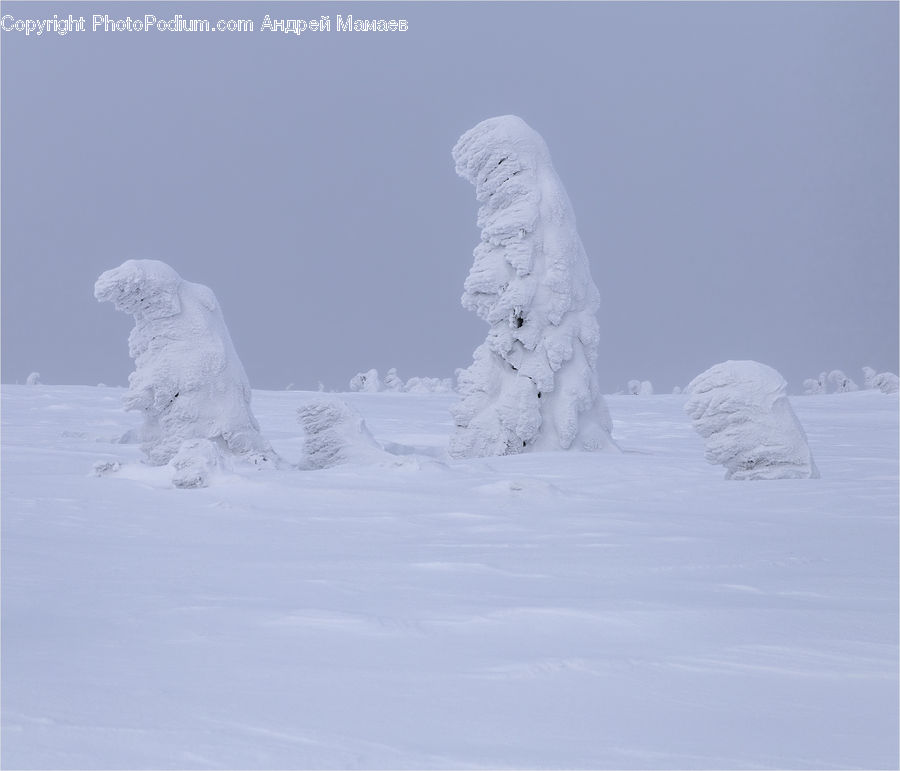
94;259;275;477
449;115;615;458
685;360;819;480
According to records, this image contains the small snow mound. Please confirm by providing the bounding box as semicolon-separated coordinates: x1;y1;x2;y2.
170;438;222;489
93;460;121;476
297;398;392;469
685;360;819;480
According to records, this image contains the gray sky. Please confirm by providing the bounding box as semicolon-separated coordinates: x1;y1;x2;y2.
2;1;897;393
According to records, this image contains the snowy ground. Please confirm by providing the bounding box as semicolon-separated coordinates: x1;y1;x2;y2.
2;385;898;769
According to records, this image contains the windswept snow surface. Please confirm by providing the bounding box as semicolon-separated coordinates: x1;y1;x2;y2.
2;385;898;769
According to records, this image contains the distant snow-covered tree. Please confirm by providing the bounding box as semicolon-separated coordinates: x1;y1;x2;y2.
405;376;454;394
449;115;616;458
685;360;819;480
863;367;900;394
862;366;898;394
383;368;404;392
349;369;381;393
94;259;276;482
627;380;653;396
672;386;683;395
873;373;900;394
862;366;878;390
25;372;41;386
827;369;858;393
802;372;828;395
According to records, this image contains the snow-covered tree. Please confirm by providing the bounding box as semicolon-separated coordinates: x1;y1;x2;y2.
862;366;899;394
873;372;900;394
862;366;878;390
349;369;381;393
672;386;683;395
802;372;827;395
297;398;393;468
94;259;275;481
684;360;819;480
25;372;41;386
627;380;653;396
448;115;615;458
827;369;858;393
405;376;454;394
383;368;404;392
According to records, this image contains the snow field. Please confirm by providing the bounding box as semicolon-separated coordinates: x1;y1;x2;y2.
2;385;898;769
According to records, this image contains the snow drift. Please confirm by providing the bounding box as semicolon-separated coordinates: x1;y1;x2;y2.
94;259;275;482
449;115;615;458
685;360;819;480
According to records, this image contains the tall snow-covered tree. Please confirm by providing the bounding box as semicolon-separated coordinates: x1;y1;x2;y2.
94;259;275;483
449;115;616;458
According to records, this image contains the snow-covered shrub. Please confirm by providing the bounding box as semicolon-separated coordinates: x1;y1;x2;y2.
802;372;827;395
684;360;819;480
863;366;899;394
25;372;41;386
827;369;858;393
297;398;392;468
448;115;615;457
349;369;381;393
94;259;275;472
405;376;454;394
383;368;404;392
627;380;653;396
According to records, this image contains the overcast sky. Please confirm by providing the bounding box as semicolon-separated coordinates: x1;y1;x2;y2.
2;1;897;393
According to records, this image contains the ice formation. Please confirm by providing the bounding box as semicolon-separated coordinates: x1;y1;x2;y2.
685;360;819;480
449;115;615;458
94;259;275;477
297;398;394;468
